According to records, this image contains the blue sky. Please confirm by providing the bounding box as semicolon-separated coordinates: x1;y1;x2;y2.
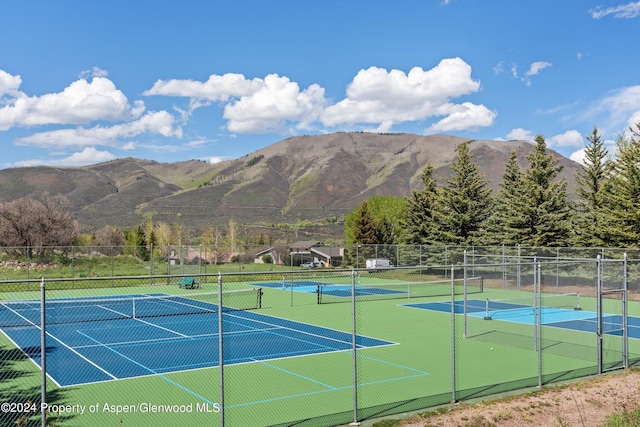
1;0;639;169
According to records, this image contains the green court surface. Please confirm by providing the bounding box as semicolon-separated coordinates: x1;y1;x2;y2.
1;277;639;427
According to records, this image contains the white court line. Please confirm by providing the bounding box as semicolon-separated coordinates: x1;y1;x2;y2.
73;326;284;349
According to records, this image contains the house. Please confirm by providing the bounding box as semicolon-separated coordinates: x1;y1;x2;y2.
288;241;320;266
167;247;214;265
287;241;344;267
310;246;344;267
253;247;276;264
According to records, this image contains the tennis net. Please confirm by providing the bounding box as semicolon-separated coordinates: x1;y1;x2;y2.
0;288;263;328
317;276;483;304
477;292;581;321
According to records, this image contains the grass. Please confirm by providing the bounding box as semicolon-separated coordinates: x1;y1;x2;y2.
605;407;640;427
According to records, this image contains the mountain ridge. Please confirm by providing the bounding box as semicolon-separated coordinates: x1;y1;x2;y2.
0;133;582;237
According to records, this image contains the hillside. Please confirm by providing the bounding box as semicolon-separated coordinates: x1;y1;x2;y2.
0;133;582;236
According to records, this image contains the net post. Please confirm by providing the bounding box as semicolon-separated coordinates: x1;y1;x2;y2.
483;299;492;320
40;277;46;427
574;292;582;310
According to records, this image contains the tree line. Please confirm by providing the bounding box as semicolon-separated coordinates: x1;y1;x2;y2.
0;190;268;261
345;123;640;249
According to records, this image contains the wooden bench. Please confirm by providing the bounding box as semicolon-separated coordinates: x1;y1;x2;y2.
178;277;199;289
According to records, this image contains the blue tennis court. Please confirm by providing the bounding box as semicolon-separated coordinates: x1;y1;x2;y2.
404;299;640;339
0;293;393;387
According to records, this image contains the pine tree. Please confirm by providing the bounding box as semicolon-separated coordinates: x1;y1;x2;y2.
352;200;378;245
521;134;572;247
573;127;611;247
434;141;493;245
604;124;640;247
485;150;528;245
402;164;440;245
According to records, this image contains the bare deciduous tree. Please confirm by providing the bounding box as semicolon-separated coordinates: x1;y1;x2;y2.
93;225;126;255
0;193;80;258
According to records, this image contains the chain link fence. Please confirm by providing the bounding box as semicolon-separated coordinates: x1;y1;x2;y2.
0;248;639;426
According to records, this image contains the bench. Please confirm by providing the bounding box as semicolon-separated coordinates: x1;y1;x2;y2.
178;277;199;289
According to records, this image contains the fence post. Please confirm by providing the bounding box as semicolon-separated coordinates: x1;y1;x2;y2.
40;277;46;427
597;255;602;374
536;261;542;387
623;253;628;368
218;273;225;427
451;265;456;404
463;251;468;338
351;269;359;425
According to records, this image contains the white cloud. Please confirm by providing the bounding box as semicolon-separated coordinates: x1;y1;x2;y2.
506;128;535;142
144;73;264;102
61;147;116;165
13;147;116;167
0;70;22;99
143;59;493;134
590;1;640;19
549;129;584;148
79;67;109;80
628;110;640;129
582;85;640;134
525;62;552;77
223;74;326;133
322;58;491;132
145;72;327;133
15;111;182;148
208;156;224;164
569;137;619;165
0;70;144;130
569;148;587;164
520;61;552;86
497;61;551;86
427;102;497;132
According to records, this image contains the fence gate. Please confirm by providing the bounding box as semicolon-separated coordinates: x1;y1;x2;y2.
598;256;628;373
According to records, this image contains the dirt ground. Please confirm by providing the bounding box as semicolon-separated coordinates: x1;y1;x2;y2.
388;368;640;427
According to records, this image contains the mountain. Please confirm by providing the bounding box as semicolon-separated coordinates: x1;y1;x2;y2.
0;133;582;238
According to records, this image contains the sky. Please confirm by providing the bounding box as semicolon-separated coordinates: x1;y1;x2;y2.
1;0;639;169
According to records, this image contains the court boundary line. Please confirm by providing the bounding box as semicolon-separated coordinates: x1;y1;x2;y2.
2;294;397;389
75;329;216;404
226;351;430;409
0;302;119;388
224;310;399;348
402;300;640;340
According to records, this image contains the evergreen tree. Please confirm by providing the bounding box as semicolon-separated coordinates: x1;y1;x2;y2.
434;141;493;245
485;150;529;245
573;127;612;247
402;164;440;245
376;214;395;245
604;124;640;247
521;134;572;247
352;200;378;245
